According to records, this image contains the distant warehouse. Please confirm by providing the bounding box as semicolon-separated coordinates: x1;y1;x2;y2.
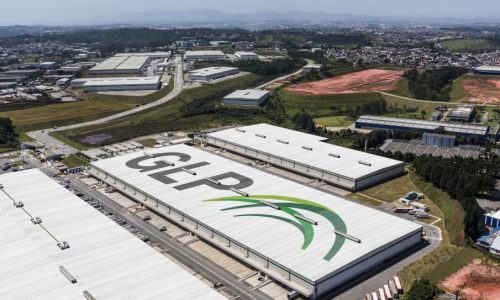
71;76;161;92
223;89;271;106
184;50;227;61
234;51;259;60
473;66;500;75
89;144;422;299
87;52;171;75
355;115;496;140
205;123;404;191
188;67;239;81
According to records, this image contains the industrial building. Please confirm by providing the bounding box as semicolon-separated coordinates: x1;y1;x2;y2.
235;51;259;60
485;211;500;228
184;50;227;61
356;115;492;140
473;66;500;75
71;76;161;92
114;52;171;58
89;144;422;298
422;133;456;148
448;104;475;122
223;89;271;106
205;124;404;191
188;67;239;81
89;55;150;75
0;169;222;299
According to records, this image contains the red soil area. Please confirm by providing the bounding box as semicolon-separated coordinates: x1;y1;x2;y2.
440;262;500;300
462;77;500;105
286;69;404;95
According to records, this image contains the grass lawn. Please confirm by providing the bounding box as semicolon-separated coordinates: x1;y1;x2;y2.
388;78;413;98
427;246;486;284
357;173;418;203
441;39;496;52
279;89;384;117
381;93;456;120
55;74;263;147
61;154;88;168
449;76;469;103
314;116;353;128
136;138;157;148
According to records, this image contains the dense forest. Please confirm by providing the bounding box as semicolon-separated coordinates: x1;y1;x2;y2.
403;66;469;101
0;117;19;147
413;155;499;239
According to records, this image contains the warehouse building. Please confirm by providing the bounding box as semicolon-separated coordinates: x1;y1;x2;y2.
89;55;150;75
356;115;491;139
223;89;271;106
205;124;404;191
184;50;227;61
235;51;259;60
448;104;475;122
89;144;422;298
422;132;456;148
0;169;222;299
473;66;500;75
71;76;161;92
188;67;239;81
114;52;171;58
485;211;500;228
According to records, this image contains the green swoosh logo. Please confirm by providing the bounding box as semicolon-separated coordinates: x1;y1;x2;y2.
204;195;348;261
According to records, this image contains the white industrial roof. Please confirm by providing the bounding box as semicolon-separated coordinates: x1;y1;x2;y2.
185;50;225;57
91;56;128;71
82;76;160;87
475;65;500;72
115;52;170;57
189;67;238;76
235;51;258;57
224;89;270;100
207;124;403;180
486;210;500;219
91;144;422;283
0;169;222;300
115;56;149;70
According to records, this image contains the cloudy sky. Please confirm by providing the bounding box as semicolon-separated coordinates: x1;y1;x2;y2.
1;0;499;25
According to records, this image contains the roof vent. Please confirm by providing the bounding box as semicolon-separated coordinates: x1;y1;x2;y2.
31;217;42;225
83;291;97;300
57;241;70;250
294;214;318;225
302;146;313;151
143;152;156;158
181;168;196;175
334;230;362;243
255;133;266;138
161;159;175;166
0;184;3;189
260;200;280;210
329;153;340;158
358;161;372;166
276;139;289;144
205;177;221;185
235;128;246;133
230;188;249;197
59;266;77;284
13;201;24;208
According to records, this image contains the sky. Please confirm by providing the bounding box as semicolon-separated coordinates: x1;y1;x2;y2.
1;0;499;25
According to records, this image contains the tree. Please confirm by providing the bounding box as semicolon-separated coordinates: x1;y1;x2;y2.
0;117;18;147
404;279;442;300
292;111;316;133
421;110;427;119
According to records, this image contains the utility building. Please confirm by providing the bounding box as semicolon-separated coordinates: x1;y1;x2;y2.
421;133;456;148
71;76;161;92
89;144;422;299
205;124;404;191
235;51;259;60
0;169;222;299
223;89;271;106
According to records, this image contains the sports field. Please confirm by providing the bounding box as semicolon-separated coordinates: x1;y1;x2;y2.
461;76;500;105
286;69;404;95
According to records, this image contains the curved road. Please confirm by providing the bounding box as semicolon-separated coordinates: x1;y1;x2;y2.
27;58;184;155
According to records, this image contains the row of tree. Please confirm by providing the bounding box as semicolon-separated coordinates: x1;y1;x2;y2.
194;58;306;77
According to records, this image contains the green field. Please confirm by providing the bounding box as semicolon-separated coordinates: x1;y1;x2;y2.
0;77;175;132
61;154;88;168
136;138;157;147
313;116;353;127
55;74;263;147
449;76;469;103
441;39;496;52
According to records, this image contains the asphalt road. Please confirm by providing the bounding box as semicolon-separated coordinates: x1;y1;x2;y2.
27;57;185;156
69;178;273;300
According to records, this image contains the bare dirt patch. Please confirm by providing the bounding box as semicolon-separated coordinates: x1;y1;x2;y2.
286;69;404;95
440;261;500;300
462;76;500;105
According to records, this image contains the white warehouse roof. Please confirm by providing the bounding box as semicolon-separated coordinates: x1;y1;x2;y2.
90;144;422;295
207;124;403;181
0;169;222;300
224;89;270;101
189;67;238;76
185;50;225;57
82;76;160;87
